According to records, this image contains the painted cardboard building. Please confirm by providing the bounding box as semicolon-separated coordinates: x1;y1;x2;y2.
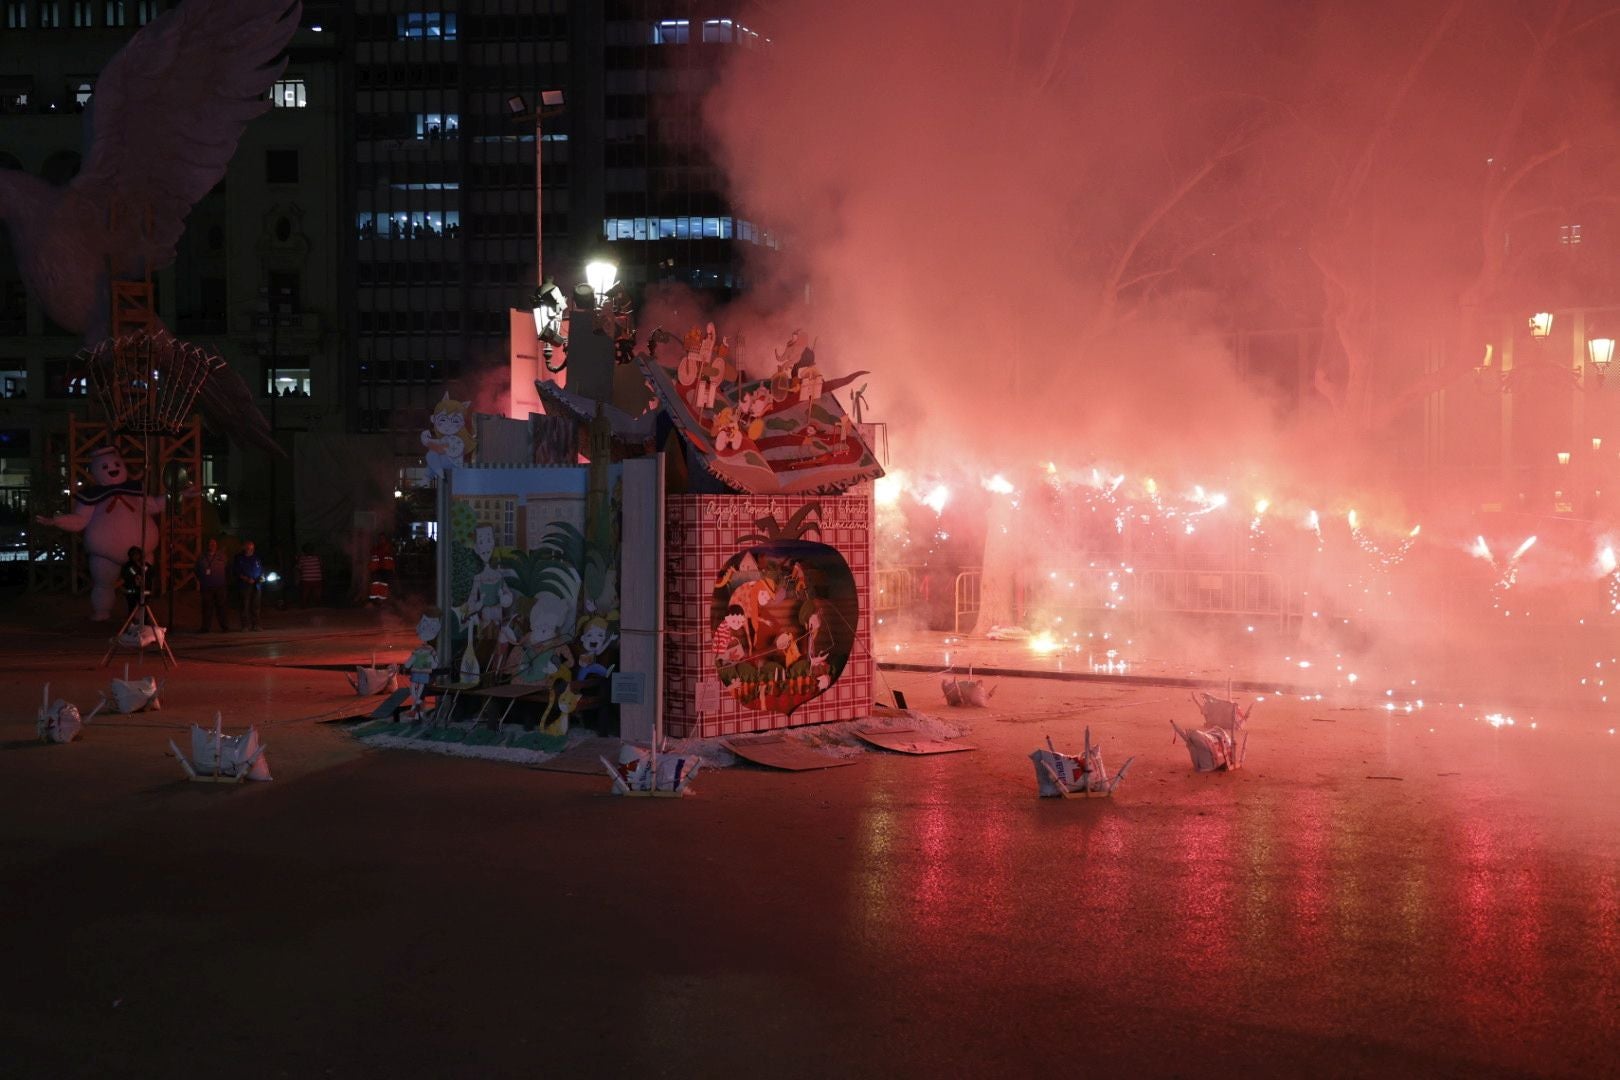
435;326;882;741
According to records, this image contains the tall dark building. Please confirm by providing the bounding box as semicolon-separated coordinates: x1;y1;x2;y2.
347;2;779;480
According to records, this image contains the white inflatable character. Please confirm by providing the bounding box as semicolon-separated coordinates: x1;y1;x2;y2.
421;394;475;480
36;446;164;621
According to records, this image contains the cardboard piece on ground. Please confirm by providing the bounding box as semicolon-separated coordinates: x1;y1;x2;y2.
724;733;858;771
855;725;976;755
532;737;622;774
367;688;414;720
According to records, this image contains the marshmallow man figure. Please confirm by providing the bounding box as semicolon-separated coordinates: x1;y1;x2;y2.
36;447;164;621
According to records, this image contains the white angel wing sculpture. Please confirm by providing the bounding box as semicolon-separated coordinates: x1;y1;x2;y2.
0;0;301;340
0;1;300;455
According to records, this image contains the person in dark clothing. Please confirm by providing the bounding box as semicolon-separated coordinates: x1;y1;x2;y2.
195;536;229;632
233;539;265;631
119;546;153;615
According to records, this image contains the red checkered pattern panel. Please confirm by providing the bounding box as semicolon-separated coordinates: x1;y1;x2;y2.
665;492;875;738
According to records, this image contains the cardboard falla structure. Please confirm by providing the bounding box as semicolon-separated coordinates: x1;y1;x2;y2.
37;684;103;744
431;327;883;746
170;711;272;783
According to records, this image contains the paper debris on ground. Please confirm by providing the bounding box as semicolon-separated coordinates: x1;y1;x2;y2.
1170;690;1252;772
1030;728;1133;797
170;711;272;782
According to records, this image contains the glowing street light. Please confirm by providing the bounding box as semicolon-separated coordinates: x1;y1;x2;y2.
1588;337;1615;369
1528;312;1555;338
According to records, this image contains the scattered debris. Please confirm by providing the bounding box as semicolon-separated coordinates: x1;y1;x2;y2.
602;741;701;797
941;670;994;707
37;683;102;744
347;654;399;696
169;712;272;783
1365;775;1404;781
1170;690;1252;772
724;732;859;771
855;724;975;755
1030;729;1133;798
106;664;162;714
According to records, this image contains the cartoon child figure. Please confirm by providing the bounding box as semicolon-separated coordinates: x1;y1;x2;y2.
713;604;754;681
462;524;515;635
422;394;475;480
405;610;442;720
514;590;575;686
35;446;164;621
696;334;727;412
712;407;744;454
575;614;618;680
739;385;774;441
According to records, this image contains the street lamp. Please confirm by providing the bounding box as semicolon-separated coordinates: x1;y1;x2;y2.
1528;312;1555;339
1587;336;1615;370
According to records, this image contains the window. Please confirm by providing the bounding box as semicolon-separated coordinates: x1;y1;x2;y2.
6;3;27;28
1561;224;1583;246
0;369;25;399
71;0;91;26
413;113;458;139
135;0;155;24
44;358;87;398
37;1;60;28
0;279;26;332
397;11;455;39
701;18;734;42
652;18;688;44
69;78;92;109
264;148;299;184
266;271;300;312
262;361;311;398
270;77;306;108
103;0;124;25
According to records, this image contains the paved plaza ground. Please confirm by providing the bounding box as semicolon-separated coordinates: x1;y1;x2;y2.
3;600;1618;1078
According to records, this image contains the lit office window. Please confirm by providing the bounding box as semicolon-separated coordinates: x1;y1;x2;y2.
652;19;689;44
103;0;124;25
38;2;61;28
5;3;27;29
71;0;91;26
1560;224;1583;246
414;113;458;139
271;78;307;108
397;11;456;39
135;0;155;24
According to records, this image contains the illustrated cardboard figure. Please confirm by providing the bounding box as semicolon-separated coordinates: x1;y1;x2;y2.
1170;691;1251;771
712;406;745;454
37;684;102;744
1030;730;1133;797
35;446;164;621
404;610;441;720
708;505;858;716
461;524;515;636
574;614;617;680
421;393;475;480
169;711;272;782
513;589;578;687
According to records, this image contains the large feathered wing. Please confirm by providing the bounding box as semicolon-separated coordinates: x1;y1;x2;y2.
71;0;301;278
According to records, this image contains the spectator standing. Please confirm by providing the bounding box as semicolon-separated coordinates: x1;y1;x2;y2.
296;543;323;607
368;535;397;602
195;537;229;631
119;546;154;615
234;539;265;631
